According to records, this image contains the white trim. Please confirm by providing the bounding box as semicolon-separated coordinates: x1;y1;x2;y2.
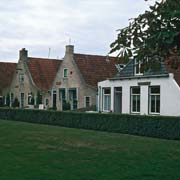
102;88;111;112
149;86;160;114
130;87;140;113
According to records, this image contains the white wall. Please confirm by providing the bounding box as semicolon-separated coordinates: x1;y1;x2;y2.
98;74;180;116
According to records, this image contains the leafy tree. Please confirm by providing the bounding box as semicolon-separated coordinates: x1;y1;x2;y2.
110;0;180;64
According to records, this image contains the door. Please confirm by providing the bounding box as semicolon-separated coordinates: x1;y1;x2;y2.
68;88;77;110
114;87;122;113
53;90;57;109
20;93;25;108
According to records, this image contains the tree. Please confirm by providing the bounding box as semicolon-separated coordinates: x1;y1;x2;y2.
110;0;180;64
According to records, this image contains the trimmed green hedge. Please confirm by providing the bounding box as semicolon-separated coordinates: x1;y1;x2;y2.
0;108;180;140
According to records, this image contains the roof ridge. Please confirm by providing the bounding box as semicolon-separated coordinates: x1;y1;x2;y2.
29;57;62;61
0;62;17;64
74;53;117;58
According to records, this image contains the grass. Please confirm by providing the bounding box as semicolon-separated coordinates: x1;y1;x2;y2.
0;120;180;180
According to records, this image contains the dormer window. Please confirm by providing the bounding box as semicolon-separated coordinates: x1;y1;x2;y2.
134;60;143;75
63;68;68;78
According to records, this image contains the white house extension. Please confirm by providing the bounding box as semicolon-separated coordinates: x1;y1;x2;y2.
98;56;180;116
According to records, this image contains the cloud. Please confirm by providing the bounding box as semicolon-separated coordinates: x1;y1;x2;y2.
0;0;158;62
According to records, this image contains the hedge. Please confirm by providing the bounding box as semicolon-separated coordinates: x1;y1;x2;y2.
0;108;180;140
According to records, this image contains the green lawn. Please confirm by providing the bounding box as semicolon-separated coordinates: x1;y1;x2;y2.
0;120;180;180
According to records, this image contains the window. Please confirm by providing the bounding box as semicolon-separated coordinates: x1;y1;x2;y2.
149;86;160;114
103;88;111;111
134;60;143;75
131;87;140;113
63;68;68;78
19;73;24;83
84;96;91;108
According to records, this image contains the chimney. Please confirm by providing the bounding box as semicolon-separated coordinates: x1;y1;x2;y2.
65;45;74;55
19;48;28;61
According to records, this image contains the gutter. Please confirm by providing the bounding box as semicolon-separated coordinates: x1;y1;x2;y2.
109;74;169;81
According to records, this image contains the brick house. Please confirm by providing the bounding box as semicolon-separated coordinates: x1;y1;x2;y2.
0;46;123;110
0;62;16;106
1;48;61;108
52;45;123;110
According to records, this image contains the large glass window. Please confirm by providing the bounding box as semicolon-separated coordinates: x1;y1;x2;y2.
131;87;140;113
149;86;160;114
103;88;111;111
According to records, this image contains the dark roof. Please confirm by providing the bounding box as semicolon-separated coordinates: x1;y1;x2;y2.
0;62;17;95
74;53;125;87
27;57;61;91
115;59;167;79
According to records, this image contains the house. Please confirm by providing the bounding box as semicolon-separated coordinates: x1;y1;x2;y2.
0;46;123;110
52;45;124;110
1;48;61;108
0;62;16;106
98;54;180;116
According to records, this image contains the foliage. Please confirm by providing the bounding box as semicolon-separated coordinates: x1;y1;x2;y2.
0;108;180;140
110;0;180;64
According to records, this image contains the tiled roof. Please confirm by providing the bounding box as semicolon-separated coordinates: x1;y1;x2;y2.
27;57;61;91
74;53;124;87
0;62;16;95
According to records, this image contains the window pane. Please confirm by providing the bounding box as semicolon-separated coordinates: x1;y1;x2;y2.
132;87;140;94
151;86;160;94
104;88;110;94
137;95;140;112
104;95;111;111
132;96;136;112
64;69;68;77
151;95;156;113
156;95;160;113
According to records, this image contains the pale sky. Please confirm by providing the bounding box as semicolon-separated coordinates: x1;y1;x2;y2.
0;0;158;62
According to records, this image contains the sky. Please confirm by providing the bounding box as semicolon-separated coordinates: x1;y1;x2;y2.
0;0;158;62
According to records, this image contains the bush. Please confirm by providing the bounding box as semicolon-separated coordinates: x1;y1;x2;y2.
0;108;180;140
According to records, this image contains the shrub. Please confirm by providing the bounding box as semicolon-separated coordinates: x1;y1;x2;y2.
0;108;180;140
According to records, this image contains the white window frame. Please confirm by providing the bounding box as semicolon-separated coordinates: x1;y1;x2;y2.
134;59;143;75
84;96;91;108
103;88;111;112
149;86;160;115
63;68;68;78
131;87;140;114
